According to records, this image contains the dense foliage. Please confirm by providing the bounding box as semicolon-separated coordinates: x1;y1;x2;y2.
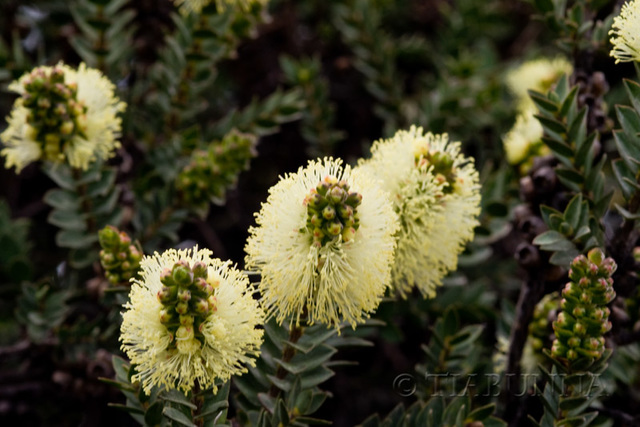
1;0;640;426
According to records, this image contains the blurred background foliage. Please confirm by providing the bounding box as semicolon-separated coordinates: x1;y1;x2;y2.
1;0;640;426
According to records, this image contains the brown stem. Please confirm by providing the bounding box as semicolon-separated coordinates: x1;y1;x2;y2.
501;278;545;426
192;382;204;427
268;323;304;398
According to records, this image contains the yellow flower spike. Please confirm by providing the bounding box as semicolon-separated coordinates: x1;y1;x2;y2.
120;246;264;395
245;157;399;330
610;0;640;63
506;57;573;112
1;62;125;173
358;126;481;298
502;108;548;168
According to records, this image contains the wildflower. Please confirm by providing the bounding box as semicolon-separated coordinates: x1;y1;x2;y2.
506;57;573;111
172;0;268;15
120;247;264;394
502;109;549;172
610;0;640;63
245;157;398;329
1;63;125;173
358;126;481;298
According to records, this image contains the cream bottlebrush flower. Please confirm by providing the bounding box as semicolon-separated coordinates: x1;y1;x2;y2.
245;157;399;329
502;108;547;166
506;57;573;111
0;62;125;173
173;0;268;15
120;247;264;394
610;0;640;63
358;126;481;298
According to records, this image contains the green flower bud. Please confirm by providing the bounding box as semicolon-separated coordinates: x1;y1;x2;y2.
177;288;192;302
160;268;175;286
345;192;363;207
60;121;74;135
179;314;194;326
159;308;173;324
328;186;346;204
172;265;193;287
316;181;330;196
157;286;175;303
207;295;218;313
322;205;336;220
195;298;210;314
342;227;357;243
176;325;194;341
176;302;189;315
326;220;343;236
194;277;208;293
192;261;208;279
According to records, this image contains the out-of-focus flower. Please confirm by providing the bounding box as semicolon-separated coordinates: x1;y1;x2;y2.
358;126;481;298
172;0;268;15
502;108;548;171
610;0;640;63
245;157;398;329
506;57;573;111
176;129;257;210
1;62;125;173
120;247;264;394
99;225;143;286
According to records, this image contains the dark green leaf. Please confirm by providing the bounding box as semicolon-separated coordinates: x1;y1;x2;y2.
257;392;275;414
533;230;566;245
559;86;579;118
87;169;117;197
43;189;80;211
48;210;87;231
466;403;496;421
536;114;566;135
300;365;335;389
44;163;76;191
56;229;98;249
555;168;584;185
529;91;558;113
624;78;640;114
163;407;197;426
563;193;582;230
612;159;637;200
617;105;640;139
107;403;145;415
193;400;228;420
613;130;640;175
542;137;573;158
144;402;164;426
161;389;198;409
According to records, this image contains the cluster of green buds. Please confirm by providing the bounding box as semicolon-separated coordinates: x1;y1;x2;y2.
551;248;616;365
157;260;218;352
177;130;257;208
21;65;88;162
303;175;362;247
528;292;560;356
414;145;458;194
98;226;143;285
